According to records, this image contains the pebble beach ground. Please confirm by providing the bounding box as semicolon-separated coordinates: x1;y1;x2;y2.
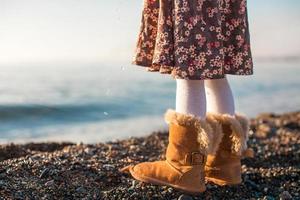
0;111;299;200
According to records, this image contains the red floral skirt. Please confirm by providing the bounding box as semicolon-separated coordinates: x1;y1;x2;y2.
132;0;254;80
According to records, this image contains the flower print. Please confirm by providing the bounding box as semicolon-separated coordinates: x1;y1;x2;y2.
228;45;234;52
221;15;225;21
188;66;195;74
189;45;196;51
206;50;212;56
195;34;202;40
132;0;253;80
185;30;190;36
217;33;223;40
181;71;188;78
233;53;244;66
216;27;222;33
182;54;188;61
225;64;230;71
236;35;242;41
199;52;206;57
178;57;183;64
187;23;193;30
198;56;207;68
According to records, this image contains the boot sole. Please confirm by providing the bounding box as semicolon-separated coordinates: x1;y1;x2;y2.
205;163;242;186
129;165;206;195
205;176;241;186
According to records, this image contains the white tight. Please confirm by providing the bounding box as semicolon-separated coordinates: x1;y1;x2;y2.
175;79;206;118
204;77;235;115
175;76;235;118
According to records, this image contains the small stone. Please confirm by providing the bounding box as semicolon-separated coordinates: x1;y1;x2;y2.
263;196;275;200
245;180;259;190
291;182;297;187
279;191;292;200
0;173;5;179
130;192;138;198
266;172;272;177
14;191;24;199
103;164;115;170
178;194;193;200
45;180;54;187
206;183;213;189
84;148;94;155
40;168;50;179
132;180;137;188
129;145;136;150
76;186;86;193
256;124;271;138
6;168;12;175
0;180;6;187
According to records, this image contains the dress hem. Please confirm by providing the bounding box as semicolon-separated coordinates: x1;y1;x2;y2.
131;60;254;80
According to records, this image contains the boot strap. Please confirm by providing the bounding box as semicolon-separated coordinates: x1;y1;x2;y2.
185;152;205;165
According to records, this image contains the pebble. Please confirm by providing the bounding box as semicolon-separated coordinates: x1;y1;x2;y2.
76;186;86;193
39;168;50;179
44;180;54;187
0;180;6;187
178;194;193;200
84;148;94;155
131;180;137;188
0;173;5;179
167;187;173;193
279;191;292;200
245;180;259;190
257;124;272;136
102;164;115;169
263;196;275;200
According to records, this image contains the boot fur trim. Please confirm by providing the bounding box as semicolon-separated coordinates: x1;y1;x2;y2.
205;114;224;156
206;112;250;155
164;109;214;155
235;114;250;153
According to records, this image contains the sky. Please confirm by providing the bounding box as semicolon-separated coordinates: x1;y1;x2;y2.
0;0;300;65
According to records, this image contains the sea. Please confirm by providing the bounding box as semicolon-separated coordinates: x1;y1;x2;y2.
0;60;299;144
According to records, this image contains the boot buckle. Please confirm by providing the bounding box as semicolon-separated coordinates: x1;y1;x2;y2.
187;152;205;165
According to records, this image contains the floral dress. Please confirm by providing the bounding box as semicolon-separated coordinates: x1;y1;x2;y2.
132;0;254;80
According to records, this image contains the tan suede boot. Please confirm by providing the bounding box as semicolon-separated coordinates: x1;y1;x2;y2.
119;109;218;194
204;113;254;186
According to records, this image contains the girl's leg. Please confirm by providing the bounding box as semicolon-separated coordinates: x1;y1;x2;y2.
204;76;235;115
175;79;206;118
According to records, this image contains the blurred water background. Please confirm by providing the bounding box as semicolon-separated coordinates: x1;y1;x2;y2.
0;0;299;143
0;61;299;144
